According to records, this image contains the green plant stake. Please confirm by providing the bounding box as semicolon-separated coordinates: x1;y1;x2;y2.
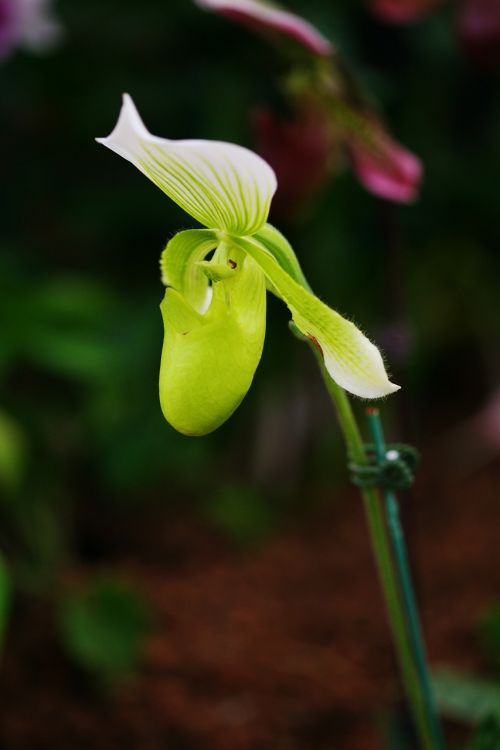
366;408;446;750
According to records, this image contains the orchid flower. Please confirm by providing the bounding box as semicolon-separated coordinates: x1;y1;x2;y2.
97;95;398;436
0;0;62;60
195;0;423;205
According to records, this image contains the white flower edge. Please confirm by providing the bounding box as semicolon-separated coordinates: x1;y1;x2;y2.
96;94;277;236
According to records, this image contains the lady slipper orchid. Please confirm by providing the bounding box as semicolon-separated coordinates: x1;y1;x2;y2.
97;95;398;436
194;0;333;57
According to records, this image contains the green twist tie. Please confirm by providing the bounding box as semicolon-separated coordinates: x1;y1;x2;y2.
349;443;420;491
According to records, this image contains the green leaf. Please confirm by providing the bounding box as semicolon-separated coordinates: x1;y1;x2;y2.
159;251;266;436
0;554;11;653
97;95;277;235
235;236;399;399
466;717;500;750
58;578;150;681
204;485;277;548
0;411;26;493
479;603;500;671
432;669;500;723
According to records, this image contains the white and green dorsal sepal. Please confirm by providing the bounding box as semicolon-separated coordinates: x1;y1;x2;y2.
97;95;277;236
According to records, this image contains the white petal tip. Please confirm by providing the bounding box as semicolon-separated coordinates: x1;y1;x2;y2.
362;381;401;399
95;93;151;161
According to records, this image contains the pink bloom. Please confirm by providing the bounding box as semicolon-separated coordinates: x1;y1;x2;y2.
457;0;500;68
369;0;443;23
0;0;18;58
195;0;334;57
348;123;423;203
253;104;335;217
0;0;62;61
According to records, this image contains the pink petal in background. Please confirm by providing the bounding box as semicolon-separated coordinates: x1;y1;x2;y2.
457;0;500;68
369;0;443;23
0;0;19;59
253;104;335;217
348;124;423;203
195;0;334;57
0;0;62;60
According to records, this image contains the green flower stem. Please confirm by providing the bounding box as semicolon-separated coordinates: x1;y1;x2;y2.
312;350;437;750
367;410;446;750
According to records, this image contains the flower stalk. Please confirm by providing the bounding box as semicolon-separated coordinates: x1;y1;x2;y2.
312;345;444;750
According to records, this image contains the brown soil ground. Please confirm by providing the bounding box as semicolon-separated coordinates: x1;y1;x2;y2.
0;462;499;750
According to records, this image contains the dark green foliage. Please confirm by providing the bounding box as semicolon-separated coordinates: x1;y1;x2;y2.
58;578;150;682
480;605;500;672
204;485;278;548
432;670;500;724
0;556;11;651
465;717;500;750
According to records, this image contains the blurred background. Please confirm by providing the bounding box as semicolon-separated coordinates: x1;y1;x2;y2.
1;0;500;748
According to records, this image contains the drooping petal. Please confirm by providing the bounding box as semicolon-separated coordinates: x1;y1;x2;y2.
347;121;423;204
160;229;218;313
235;236;399;399
97;95;277;236
195;0;334;57
159;252;267;436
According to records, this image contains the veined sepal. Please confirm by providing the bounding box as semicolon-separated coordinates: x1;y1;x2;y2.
97;95;277;236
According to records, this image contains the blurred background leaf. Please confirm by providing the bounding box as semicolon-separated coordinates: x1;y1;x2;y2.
58;577;150;683
432;670;500;724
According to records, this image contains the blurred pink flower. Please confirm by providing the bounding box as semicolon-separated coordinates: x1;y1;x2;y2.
195;0;423;204
195;0;334;57
0;0;62;61
457;0;500;68
253;104;335;217
368;0;443;23
0;0;18;58
348;124;422;203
